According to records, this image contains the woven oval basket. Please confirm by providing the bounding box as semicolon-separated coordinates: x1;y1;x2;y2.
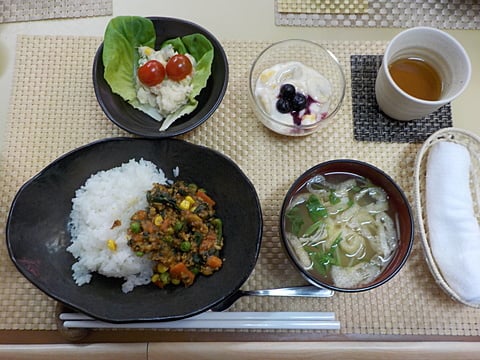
414;127;480;308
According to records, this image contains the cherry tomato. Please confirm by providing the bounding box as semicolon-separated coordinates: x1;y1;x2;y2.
137;60;165;87
166;54;193;81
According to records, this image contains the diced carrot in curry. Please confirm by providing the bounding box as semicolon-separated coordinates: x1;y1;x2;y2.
196;190;215;206
206;255;223;269
158;217;172;233
170;262;195;286
141;220;155;234
199;231;217;252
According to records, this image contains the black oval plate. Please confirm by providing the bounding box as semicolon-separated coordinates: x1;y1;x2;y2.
93;17;229;138
6;138;262;323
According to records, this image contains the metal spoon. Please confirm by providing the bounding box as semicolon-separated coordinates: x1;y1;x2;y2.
211;285;334;312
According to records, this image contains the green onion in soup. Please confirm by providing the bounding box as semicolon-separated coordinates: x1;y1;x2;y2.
285;174;398;288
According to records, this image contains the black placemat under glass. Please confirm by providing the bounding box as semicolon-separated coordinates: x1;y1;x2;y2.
351;55;452;143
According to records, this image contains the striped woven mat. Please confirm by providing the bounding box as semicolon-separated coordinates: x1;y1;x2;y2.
275;0;480;29
1;35;478;337
0;0;112;23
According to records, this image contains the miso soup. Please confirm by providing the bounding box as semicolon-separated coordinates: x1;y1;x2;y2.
284;172;399;288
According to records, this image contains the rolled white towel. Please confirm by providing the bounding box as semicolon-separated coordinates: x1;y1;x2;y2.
426;141;480;304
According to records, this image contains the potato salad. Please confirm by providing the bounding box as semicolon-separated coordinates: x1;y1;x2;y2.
136;45;196;120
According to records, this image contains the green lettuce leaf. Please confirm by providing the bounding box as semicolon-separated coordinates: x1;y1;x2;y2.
102;16;214;130
103;16;156;102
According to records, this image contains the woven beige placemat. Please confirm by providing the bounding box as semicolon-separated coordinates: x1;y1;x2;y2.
275;0;480;29
1;35;480;337
277;0;368;14
0;0;112;23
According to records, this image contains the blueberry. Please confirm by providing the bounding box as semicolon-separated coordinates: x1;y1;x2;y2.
276;98;291;113
279;84;296;100
291;93;307;111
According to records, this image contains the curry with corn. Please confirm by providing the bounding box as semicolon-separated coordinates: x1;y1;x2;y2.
127;180;224;288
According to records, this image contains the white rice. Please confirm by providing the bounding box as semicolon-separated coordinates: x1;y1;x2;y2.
67;159;168;293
